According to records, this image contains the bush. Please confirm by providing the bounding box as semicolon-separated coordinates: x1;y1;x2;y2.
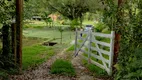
62;20;71;25
50;59;76;76
0;70;8;80
115;47;142;80
94;22;108;32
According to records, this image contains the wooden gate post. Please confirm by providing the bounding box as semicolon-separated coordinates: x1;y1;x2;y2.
88;30;92;63
16;0;23;73
109;31;115;75
113;0;123;68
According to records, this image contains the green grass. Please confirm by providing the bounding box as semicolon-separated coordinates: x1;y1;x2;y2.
66;45;74;51
22;26;75;70
50;59;76;76
82;59;107;76
22;45;54;70
24;20;46;29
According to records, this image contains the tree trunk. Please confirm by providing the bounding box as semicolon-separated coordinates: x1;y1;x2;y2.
80;16;83;28
2;25;10;56
11;23;17;65
2;24;11;68
16;0;23;73
113;0;123;73
114;33;121;64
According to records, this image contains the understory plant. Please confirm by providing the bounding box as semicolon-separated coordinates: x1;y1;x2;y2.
114;0;142;79
101;0;142;79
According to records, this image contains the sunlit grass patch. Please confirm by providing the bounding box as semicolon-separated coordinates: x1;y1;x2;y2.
50;59;76;76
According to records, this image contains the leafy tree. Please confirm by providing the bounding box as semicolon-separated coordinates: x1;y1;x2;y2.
58;26;64;44
42;12;53;28
101;0;142;79
0;0;16;78
24;0;47;19
0;0;15;24
46;0;102;28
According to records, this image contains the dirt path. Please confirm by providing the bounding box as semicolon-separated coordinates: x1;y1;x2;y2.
9;47;104;80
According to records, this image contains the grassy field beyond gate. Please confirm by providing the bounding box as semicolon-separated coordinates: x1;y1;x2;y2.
22;23;75;70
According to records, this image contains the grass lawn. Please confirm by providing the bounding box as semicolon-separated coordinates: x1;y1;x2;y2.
24;20;46;29
22;37;70;70
22;37;50;70
22;26;75;70
22;44;50;70
23;28;75;44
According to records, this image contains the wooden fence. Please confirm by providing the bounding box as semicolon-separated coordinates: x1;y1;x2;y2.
74;29;115;75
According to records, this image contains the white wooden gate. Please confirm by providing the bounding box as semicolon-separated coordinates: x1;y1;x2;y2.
74;29;115;76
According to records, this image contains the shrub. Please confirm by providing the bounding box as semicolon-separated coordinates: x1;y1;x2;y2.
115;47;142;80
50;59;76;76
94;22;108;32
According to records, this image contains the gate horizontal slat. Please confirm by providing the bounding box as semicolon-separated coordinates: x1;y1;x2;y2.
93;32;112;38
77;37;87;40
91;59;110;74
80;49;88;54
91;53;109;64
91;59;105;70
91;47;110;55
78;31;88;34
92;39;110;47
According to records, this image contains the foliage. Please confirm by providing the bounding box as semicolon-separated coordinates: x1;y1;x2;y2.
24;0;47;19
62;20;71;25
101;0;118;31
0;0;15;24
42;12;53;28
46;0;103;28
70;19;80;30
115;45;142;80
94;22;109;33
50;59;76;76
0;1;16;78
107;0;142;79
0;70;8;80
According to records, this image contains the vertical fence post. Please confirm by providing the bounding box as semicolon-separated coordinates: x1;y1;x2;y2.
109;31;115;75
74;28;78;56
88;30;92;63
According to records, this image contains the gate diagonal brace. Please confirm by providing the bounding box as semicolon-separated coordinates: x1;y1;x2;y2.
75;35;89;57
92;36;108;72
